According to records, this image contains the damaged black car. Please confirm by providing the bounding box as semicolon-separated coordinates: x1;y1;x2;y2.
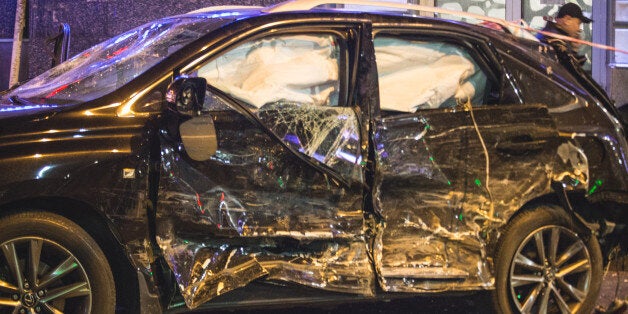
0;1;626;313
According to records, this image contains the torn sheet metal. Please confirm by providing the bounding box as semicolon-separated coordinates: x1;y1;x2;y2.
372;111;491;292
371;105;588;292
554;141;589;186
157;231;374;308
154;104;591;306
156;106;372;308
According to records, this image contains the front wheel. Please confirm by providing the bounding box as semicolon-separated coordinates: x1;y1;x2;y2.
493;205;603;314
0;211;116;313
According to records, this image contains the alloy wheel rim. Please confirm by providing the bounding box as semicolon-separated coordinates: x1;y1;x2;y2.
509;225;592;314
0;237;92;313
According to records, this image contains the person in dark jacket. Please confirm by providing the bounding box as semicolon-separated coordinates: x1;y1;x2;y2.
536;2;592;66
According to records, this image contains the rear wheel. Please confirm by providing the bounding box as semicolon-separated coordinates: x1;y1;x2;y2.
493;205;602;314
0;211;116;313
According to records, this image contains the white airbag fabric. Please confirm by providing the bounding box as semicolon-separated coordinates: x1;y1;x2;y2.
198;35;339;108
375;37;484;112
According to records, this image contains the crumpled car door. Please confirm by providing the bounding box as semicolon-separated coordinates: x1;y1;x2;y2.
369;32;585;292
155;25;374;309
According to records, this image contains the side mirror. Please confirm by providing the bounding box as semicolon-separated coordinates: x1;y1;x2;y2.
166;77;207;115
179;116;217;161
168;77;217;161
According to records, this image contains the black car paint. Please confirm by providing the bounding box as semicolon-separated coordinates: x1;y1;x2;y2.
0;10;625;312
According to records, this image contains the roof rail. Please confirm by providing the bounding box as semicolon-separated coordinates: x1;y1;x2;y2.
264;0;538;40
266;0;503;25
188;6;262;14
186;0;627;55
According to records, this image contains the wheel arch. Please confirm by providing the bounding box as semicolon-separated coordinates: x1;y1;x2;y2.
490;202;604;314
0;196;141;312
488;183;624;268
489;191;591;257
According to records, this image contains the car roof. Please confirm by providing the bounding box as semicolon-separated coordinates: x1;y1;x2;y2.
186;0;539;42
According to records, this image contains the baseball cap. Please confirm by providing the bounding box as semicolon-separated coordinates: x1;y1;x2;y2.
557;3;593;23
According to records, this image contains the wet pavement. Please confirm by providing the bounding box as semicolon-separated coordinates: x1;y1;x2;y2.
199;270;627;314
206;293;494;314
596;270;628;313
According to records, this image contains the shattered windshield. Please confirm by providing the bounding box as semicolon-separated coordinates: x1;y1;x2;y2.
2;14;235;105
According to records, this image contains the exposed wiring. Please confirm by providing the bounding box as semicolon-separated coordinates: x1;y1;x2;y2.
462;98;495;219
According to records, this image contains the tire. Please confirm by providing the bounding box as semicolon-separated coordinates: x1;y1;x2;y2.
0;211;116;313
492;205;603;314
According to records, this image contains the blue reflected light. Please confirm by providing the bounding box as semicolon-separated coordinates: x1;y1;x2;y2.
209;12;242;18
113;32;136;44
341;129;359;140
0;104;58;112
336;150;360;163
311;152;326;163
36;165;53;179
283;134;303;148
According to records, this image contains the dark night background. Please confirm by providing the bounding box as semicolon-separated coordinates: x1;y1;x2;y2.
0;1;625;312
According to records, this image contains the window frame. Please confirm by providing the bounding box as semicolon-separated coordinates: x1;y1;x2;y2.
612;0;628;66
170;22;366;188
180;26;353;110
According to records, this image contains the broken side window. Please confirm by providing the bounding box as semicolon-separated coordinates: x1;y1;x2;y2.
193;33;362;183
